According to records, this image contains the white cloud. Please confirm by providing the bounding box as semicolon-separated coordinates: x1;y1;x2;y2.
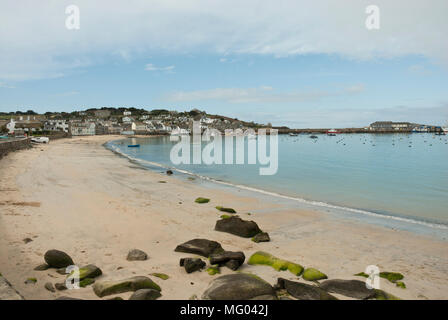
165;85;363;104
0;0;447;81
144;63;175;72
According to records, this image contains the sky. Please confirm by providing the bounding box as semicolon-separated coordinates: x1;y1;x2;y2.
0;0;447;128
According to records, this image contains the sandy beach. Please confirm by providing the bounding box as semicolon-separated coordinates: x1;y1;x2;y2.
0;135;447;300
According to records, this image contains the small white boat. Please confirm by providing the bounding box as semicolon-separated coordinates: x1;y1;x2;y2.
31;137;50;144
289;133;298;136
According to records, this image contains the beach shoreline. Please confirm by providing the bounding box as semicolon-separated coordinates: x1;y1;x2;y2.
0;135;447;300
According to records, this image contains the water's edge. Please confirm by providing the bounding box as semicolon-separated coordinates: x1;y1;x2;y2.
104;139;448;241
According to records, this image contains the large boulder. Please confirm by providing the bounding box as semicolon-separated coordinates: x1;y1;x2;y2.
127;249;148;261
319;279;375;299
214;216;262;238
44;250;74;268
252;232;270;243
93;276;161;298
276;278;337;300
129;289;162;300
202;273;277;300
180;258;206;273
210;251;245;271
174;239;224;257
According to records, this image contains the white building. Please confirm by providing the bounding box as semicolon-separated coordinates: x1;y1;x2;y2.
123;110;132;116
6;119;15;134
44;120;69;132
70;122;96;136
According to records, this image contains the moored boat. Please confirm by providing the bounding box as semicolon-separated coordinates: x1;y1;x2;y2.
128;144;140;148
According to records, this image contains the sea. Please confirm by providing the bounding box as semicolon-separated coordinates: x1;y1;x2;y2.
106;132;448;239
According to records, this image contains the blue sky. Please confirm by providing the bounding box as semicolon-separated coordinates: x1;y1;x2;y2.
0;0;447;128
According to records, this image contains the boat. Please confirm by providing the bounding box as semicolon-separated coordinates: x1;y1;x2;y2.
289;132;298;136
326;129;339;136
31;137;49;144
128;144;140;148
0;135;9;139
309;135;318;139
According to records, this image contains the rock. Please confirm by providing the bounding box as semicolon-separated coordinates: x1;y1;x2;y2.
395;281;406;289
166;170;173;175
44;282;55;292
252;232;270;243
24;278;37;285
250;294;278;300
0;275;24;300
195;197;210;204
129;289;162;300
55;283;67;291
302;268;328;281
56;268;68;275
55;296;82;300
319;279;376;299
23;238;33;244
71;264;103;280
202;273;277;300
215;216;262;238
215;206;236;213
180;258;206;273
276;278;337;300
374;289;401;300
150;273;169;280
34;263;50;271
93;276;161;298
127;249;148;261
210;251;245;271
79;278;95;287
44;249;74;268
174;239;224;258
248;251;304;276
108;297;124;300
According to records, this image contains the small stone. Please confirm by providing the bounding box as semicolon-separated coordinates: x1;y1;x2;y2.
23;238;33;244
180;258;206;273
55;283;67;291
127;249;148;261
24;278;37;285
166;170;173;175
44;282;55;292
34;263;50;271
252;232;270;243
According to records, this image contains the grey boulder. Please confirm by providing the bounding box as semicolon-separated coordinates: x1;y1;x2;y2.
214;216;262;238
129;289;162;300
175;239;224;258
127;249;148;261
319;279;376;299
44;250;74;268
202;273;277;300
276;278;337;300
93;276;161;298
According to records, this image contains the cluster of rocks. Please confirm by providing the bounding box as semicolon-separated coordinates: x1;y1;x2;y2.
30;248;162;300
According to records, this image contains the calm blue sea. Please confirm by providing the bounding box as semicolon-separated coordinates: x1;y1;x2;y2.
107;133;448;234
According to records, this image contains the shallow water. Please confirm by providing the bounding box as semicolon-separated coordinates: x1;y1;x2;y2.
108;133;448;229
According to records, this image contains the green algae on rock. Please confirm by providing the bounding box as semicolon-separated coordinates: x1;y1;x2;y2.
195;197;210;204
395;281;406;289
150;273;169;280
215;206;236;213
248;251;304;276
380;272;404;283
302;268;328;281
206;265;220;276
374;289;401;300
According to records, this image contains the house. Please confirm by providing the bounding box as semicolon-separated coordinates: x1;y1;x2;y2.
44;120;69;132
7;119;43;135
70;122;96;136
369;121;417;132
122;116;133;123
133;121;148;132
123;110;132;116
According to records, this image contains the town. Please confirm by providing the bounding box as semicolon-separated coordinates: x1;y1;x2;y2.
0;107;447;138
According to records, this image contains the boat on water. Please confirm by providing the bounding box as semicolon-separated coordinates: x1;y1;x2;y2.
326;129;340;136
309;135;318;139
289;132;298;136
0;135;9;139
128;144;140;148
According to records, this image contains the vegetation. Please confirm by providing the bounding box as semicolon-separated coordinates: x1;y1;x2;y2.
248;251;304;276
215;206;236;213
195;197;210;204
